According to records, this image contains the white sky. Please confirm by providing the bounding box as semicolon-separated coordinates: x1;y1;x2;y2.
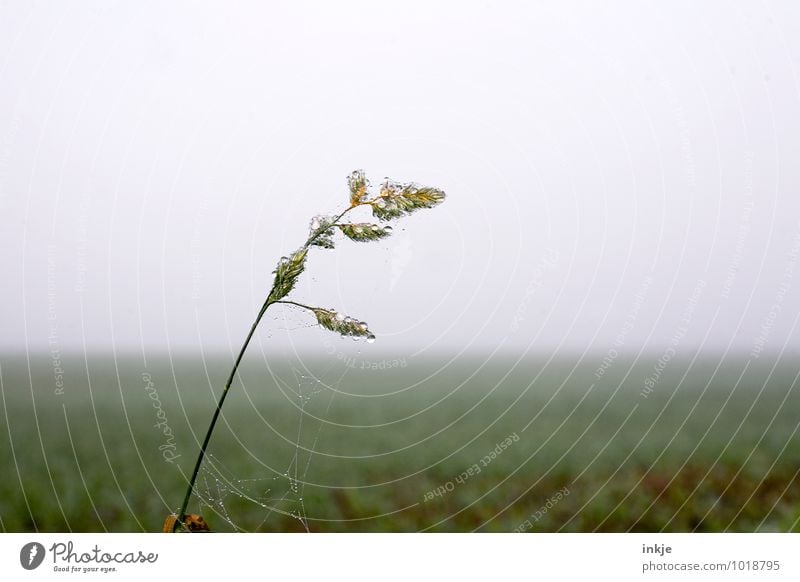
2;1;800;360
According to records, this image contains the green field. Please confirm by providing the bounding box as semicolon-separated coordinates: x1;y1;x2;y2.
1;352;798;532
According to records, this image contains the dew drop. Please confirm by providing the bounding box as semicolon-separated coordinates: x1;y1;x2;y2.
375;199;386;209
384;226;393;233
366;334;376;344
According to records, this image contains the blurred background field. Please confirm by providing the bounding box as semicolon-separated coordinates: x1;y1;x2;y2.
1;351;798;533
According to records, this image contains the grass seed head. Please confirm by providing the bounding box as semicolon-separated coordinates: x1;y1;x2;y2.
370;182;446;221
269;248;308;302
338;222;393;242
309;215;336;249
313;308;375;341
347;170;369;206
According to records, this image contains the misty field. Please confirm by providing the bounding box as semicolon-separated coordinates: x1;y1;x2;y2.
1;353;798;532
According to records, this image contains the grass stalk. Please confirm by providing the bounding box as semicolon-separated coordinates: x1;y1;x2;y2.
169;171;444;531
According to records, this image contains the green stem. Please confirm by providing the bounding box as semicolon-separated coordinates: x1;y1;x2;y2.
173;297;272;531
273;299;317;312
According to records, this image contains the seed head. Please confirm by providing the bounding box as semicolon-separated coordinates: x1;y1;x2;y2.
269;248;308;302
313;307;374;341
309;215;336;249
370;182;445;221
347;170;369;207
338;223;393;242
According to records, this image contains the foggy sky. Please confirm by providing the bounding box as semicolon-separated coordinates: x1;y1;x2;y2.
2;1;800;362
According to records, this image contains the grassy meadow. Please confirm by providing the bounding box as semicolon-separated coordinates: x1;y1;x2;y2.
1;351;798;532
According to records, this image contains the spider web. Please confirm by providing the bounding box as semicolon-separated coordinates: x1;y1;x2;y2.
191;352;349;532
